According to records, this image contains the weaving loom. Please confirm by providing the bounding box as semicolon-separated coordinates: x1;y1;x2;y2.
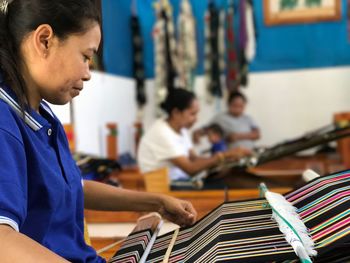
221;122;350;171
109;169;350;262
183;122;350;190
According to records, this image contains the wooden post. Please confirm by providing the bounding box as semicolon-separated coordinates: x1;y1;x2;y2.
63;124;75;153
106;123;118;160
134;121;143;154
334;113;350;168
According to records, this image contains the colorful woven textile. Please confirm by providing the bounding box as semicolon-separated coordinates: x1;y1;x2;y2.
109;170;350;262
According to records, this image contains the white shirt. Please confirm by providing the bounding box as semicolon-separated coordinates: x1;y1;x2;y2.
137;119;193;181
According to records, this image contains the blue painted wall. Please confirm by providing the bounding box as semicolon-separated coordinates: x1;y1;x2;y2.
101;0;350;78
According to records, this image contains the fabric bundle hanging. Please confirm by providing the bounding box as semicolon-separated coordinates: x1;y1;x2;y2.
204;5;212;100
153;2;167;105
162;1;178;92
226;0;239;92
238;0;248;87
218;8;227;95
204;1;222;99
245;0;256;62
177;0;197;91
131;0;146;108
348;0;350;42
109;169;350;262
237;0;256;88
153;0;178;109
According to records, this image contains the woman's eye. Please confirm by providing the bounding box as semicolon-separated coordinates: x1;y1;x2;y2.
83;55;91;62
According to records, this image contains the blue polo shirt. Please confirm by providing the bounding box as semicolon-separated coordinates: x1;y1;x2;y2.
0;82;105;262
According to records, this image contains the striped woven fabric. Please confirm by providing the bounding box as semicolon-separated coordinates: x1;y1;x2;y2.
109;229;154;263
109;213;162;263
110;170;350;262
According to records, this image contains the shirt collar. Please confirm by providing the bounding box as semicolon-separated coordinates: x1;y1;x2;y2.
0;86;56;131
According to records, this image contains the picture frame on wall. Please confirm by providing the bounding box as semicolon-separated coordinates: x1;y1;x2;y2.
264;0;342;26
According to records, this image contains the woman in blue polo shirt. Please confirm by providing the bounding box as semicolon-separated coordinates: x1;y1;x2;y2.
0;1;196;262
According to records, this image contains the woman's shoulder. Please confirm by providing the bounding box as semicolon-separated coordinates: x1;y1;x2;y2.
0;99;25;137
147;119;169;133
143;119;177;142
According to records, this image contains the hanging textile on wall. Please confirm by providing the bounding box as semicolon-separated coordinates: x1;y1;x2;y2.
218;9;227;95
348;0;350;42
238;0;248;87
153;0;179;109
226;0;239;92
177;0;197;91
162;1;178;92
153;2;166;105
245;0;256;62
204;5;212;100
131;0;146;109
204;1;222;100
109;170;350;262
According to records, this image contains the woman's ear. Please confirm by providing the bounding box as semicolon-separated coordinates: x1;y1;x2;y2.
172;108;182;119
32;24;54;59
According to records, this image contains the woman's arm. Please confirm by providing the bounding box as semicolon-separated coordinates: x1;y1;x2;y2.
227;128;260;143
170;153;221;176
83;181;197;226
0;225;69;263
192;128;207;144
171;147;252;176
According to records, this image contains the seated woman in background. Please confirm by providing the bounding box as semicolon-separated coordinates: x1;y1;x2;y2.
137;89;250;184
194;91;260;150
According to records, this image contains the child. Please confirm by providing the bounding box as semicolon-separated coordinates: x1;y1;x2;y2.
206;124;228;154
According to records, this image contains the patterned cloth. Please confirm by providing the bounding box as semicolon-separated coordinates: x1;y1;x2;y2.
238;0;248;87
153;0;178;111
348;0;350;42
226;0;239;92
177;0;197;91
204;2;222;99
109;170;350;262
245;0;256;62
131;13;146;108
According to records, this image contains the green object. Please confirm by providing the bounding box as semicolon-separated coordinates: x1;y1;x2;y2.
110;129;117;136
259;183;270;208
305;0;321;7
280;0;298;10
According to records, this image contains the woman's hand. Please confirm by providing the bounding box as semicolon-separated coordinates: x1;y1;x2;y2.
192;129;205;144
158;196;197;227
224;147;252;160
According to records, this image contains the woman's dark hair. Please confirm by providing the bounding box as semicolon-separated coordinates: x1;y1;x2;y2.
160;88;196;115
228;91;247;105
0;0;101;109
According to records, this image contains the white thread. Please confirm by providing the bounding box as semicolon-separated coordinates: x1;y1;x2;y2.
0;0;9;14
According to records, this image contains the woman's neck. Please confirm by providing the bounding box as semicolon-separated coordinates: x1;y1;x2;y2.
22;66;41;111
166;118;182;133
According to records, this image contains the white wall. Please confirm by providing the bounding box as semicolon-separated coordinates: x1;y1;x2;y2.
51;67;350;156
143;67;350;146
51;71;137;157
236;67;350;146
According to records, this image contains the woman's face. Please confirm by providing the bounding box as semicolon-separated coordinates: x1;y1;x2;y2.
177;99;200;129
24;23;101;107
228;97;246;117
